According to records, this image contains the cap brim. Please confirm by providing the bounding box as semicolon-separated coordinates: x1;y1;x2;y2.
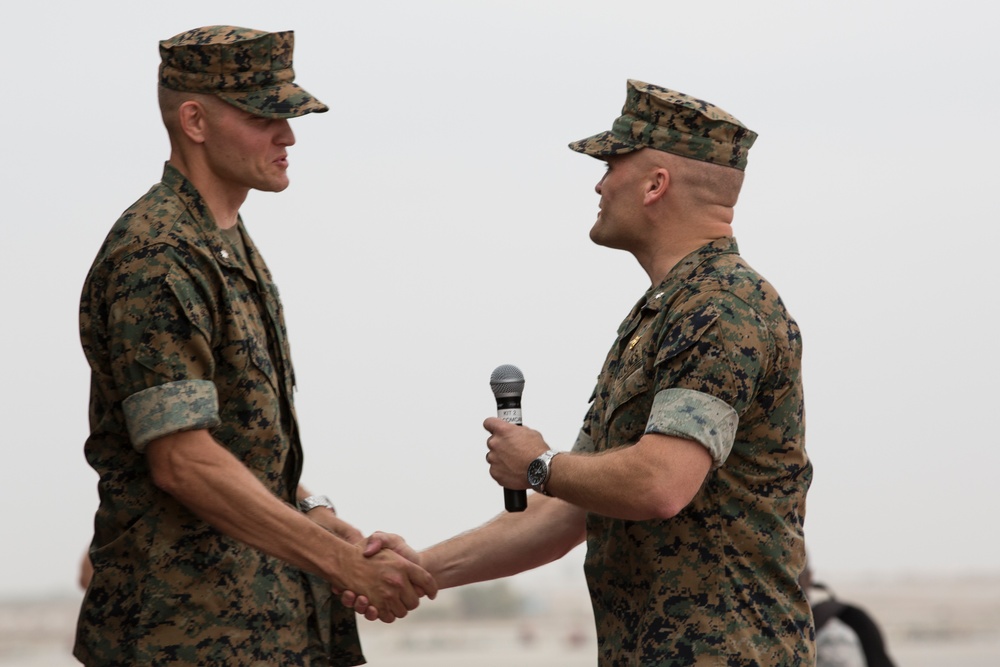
219;82;328;119
568;130;642;158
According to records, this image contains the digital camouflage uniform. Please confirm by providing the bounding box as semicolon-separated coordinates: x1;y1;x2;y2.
76;26;362;666
573;238;813;665
568;81;814;666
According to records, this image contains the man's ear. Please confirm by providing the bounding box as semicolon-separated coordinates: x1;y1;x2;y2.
644;167;670;205
177;100;209;144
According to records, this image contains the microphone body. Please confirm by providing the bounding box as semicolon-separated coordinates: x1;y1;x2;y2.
490;364;528;513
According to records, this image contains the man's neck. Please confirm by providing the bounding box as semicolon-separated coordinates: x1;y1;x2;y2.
167;157;248;229
638;223;733;287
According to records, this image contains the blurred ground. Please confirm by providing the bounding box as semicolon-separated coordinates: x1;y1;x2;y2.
3;573;999;666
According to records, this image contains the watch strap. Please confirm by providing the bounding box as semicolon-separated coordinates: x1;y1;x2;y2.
531;450;560;495
539;450;560;496
299;494;335;513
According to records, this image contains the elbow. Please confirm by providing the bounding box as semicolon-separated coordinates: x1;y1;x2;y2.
630;436;713;520
541;526;588;562
647;492;686;521
145;431;203;496
642;481;697;521
148;450;185;495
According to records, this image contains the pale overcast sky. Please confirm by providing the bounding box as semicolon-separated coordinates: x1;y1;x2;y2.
2;0;997;600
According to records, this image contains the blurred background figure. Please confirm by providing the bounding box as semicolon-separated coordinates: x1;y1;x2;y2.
801;558;897;667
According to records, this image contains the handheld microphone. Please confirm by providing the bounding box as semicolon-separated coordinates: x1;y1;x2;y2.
490;364;528;513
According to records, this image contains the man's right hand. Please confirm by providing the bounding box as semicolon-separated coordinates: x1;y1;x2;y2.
340;537;436;623
341;532;428;622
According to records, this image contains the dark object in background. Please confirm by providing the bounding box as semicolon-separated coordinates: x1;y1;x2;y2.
812;582;896;667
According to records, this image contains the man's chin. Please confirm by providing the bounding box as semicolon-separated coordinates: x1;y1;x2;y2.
589;223;610;248
589;228;630;252
256;179;291;193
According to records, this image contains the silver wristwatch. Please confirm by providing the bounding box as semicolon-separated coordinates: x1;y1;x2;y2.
527;450;560;496
298;494;335;513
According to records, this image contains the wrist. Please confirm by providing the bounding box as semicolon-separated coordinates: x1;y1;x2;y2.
321;535;362;593
299;494;336;514
527;450;561;496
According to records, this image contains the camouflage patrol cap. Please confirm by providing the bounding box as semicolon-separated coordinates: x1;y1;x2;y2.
569;80;757;171
159;26;328;119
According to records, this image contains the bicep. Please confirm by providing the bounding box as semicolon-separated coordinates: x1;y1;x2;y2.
633;432;713;510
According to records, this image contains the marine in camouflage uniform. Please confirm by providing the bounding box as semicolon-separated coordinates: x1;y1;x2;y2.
416;80;813;666
573;240;812;664
76;26;433;666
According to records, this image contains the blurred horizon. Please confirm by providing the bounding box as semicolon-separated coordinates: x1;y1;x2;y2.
4;571;1000;666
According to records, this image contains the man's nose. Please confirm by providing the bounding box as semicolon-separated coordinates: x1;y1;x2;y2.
276;119;295;146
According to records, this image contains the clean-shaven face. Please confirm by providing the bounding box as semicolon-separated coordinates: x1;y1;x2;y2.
201;99;297;195
589;151;650;252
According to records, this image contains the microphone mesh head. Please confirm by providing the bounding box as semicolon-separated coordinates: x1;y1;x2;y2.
490;364;524;398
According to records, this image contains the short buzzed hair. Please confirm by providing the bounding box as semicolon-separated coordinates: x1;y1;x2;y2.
157;85;228;140
158;84;189;136
645;148;746;208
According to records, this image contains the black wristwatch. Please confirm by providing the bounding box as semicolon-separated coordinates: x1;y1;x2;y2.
299;494;335;513
527;450;560;496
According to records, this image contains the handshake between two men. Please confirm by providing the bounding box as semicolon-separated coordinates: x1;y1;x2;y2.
329;412;568;623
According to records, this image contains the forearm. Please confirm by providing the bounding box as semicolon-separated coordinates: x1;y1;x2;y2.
422;494;586;589
547;433;712;521
485;419;712;523
295;483;365;543
147;429;357;590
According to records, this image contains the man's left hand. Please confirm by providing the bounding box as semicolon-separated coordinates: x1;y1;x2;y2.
483;416;549;489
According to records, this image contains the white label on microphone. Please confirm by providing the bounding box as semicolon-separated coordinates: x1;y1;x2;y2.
498;408;522;424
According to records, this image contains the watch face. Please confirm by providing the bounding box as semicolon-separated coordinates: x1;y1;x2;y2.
527;459;547;487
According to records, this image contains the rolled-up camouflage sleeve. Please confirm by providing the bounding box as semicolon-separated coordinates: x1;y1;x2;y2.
646;388;738;468
105;246;219;451
123;380;221;452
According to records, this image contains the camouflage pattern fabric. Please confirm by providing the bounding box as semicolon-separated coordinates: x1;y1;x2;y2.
159;25;328;119
569;80;757;171
76;164;363;666
573;237;814;666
